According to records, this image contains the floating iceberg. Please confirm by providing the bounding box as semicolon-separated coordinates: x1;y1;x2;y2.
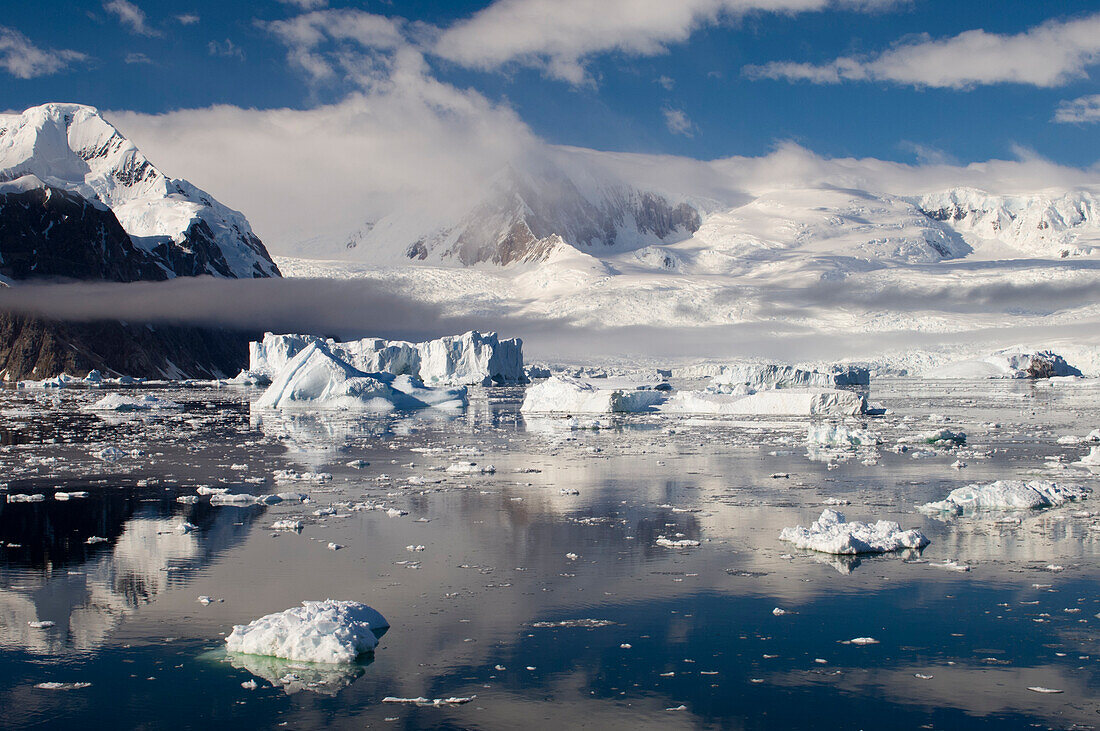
1077;446;1100;466
249;330;523;386
661;389;866;416
225;599;389;664
919;480;1089;515
520;376;665;414
255;343;466;411
708;364;869;390
933;348;1081;380
779;509;930;555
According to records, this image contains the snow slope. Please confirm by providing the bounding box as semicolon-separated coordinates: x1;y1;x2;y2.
0;103;279;279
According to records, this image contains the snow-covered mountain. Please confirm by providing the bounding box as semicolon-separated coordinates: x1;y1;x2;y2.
918;188;1100;258
343;161;702;267
0;103;279;280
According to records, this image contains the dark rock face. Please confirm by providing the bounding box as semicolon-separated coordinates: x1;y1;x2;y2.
0;186;168;282
0;312;252;381
0;184;266;381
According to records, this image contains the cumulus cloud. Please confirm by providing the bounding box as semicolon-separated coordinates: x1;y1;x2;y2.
433;0;902;85
176;14;200;25
745;12;1100;88
277;0;328;9
1054;94;1100;123
103;0;162;37
662;107;695;137
0;25;86;78
208;39;244;60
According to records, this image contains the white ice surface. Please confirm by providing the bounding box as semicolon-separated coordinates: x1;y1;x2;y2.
225;599;389;664
919;480;1090;515
779;509;930;555
520;376;665;414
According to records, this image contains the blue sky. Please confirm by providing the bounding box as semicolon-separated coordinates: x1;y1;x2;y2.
3;0;1100;167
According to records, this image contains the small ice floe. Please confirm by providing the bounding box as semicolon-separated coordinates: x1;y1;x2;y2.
840;637;879;645
772;607;788;616
346;459;369;468
385;508;407;517
381;696;475;707
175;522;198;534
34;682;91;690
28;620;55;628
272;520;303;531
445;462;496;475
914;673;934;680
85;536;108;545
1026;686;1064;694
225;600;389;663
656;536;701;548
666;705;688;711
7;494;45;503
327;542;343;551
951;460;967;470
919;480;1089;515
530;619;615;629
807;423;877;447
565;552;579;560
899;429;966;448
779;510;929;555
560;488;580;495
93;446;128;461
83;394;182;412
54;491;89;500
197;486;229;495
197;596;215;605
274;470;332;483
930;560;971;572
241;679;258;690
406;545;425;552
210;493;259;505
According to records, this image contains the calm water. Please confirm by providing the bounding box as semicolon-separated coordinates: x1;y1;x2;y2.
0;378;1098;729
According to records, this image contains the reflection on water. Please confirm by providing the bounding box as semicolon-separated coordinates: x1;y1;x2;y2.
0;379;1098;728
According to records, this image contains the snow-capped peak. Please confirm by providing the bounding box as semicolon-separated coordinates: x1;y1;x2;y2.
0;103;279;279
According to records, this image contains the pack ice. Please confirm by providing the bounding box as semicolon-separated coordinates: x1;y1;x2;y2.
919;480;1089;515
255;342;466;411
224;600;389;663
248;330;524;386
779;509;930;555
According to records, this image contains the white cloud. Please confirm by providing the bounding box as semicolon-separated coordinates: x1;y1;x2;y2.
125;52;154;65
431;0;902;85
0;26;86;78
656;75;675;90
109;54;539;253
1054;94;1100;123
208;39;245;60
746;12;1100;88
103;0;163;37
261;9;406;85
277;0;328;9
176;14;200;26
662;107;695;137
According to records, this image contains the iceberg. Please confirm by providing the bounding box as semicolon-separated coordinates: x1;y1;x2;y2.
661;389;866;416
807;423;878;447
255;343;465;411
520;376;665;414
708;364;869;390
933;348;1081;380
225;599;389;664
83;394;182;412
779;509;930;555
919;480;1089;515
249;330;523;386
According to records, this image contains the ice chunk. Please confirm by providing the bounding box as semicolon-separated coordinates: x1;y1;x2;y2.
382;696;476;707
901;429;966;447
779;509;930;555
1076;446;1100;466
662;389;866;416
272;520;303;531
656;536;701;548
225;599;389;664
919;480;1089;514
256;342;464;411
83;394;182;412
521;375;665;414
807;423;878;447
